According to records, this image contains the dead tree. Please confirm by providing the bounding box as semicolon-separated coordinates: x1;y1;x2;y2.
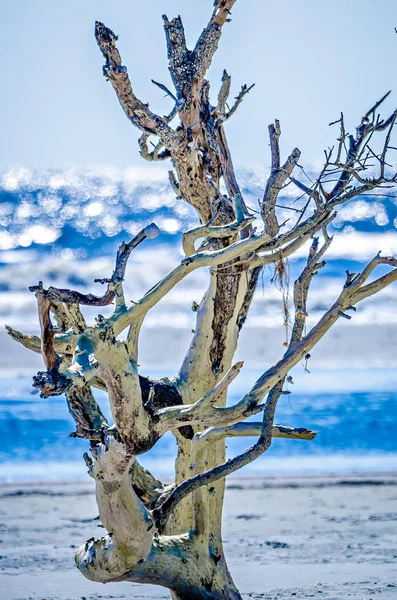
7;2;397;598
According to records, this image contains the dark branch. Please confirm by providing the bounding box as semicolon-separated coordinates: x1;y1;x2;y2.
95;21;179;149
46;224;159;306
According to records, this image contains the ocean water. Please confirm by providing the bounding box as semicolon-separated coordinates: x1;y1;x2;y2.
0;369;396;481
1;165;397;332
0;166;396;481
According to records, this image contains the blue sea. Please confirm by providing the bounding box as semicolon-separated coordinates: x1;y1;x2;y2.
0;369;396;481
0;166;396;481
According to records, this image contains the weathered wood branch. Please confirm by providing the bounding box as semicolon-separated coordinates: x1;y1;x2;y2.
30;208;335;400
154;362;247;432
225;83;255;121
108;221;272;337
78;430;154;578
214;70;254;123
138;134;171;162
192;0;237;82
289;176;323;208
182;215;255;257
46;224;159;310
249;211;335;269
290;229;333;346
29;282;58;370
95;21;179;149
246;255;397;404
193;423;317;445
152;253;397;527
216;69;231;116
262;121;301;237
162;15;190;100
288;96;397;224
5;326;43;354
130;460;171;509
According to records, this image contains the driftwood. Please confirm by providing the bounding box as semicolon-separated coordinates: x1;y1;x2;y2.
8;2;397;598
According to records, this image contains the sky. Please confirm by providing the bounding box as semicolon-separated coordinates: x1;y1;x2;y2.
0;0;396;170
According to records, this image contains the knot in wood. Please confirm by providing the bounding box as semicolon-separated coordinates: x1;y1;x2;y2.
295;310;309;320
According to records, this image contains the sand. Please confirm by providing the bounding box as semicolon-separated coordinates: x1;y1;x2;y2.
1;476;397;600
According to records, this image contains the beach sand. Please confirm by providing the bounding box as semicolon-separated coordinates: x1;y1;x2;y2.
1;476;397;600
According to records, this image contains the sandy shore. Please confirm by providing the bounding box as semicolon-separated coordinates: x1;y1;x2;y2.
1;475;397;599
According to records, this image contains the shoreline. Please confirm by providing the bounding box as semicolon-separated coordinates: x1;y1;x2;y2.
1;470;397;497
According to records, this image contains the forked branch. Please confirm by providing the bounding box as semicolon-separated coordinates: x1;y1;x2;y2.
262;121;301;237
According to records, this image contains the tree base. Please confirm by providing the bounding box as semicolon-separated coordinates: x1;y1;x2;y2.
171;585;243;600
